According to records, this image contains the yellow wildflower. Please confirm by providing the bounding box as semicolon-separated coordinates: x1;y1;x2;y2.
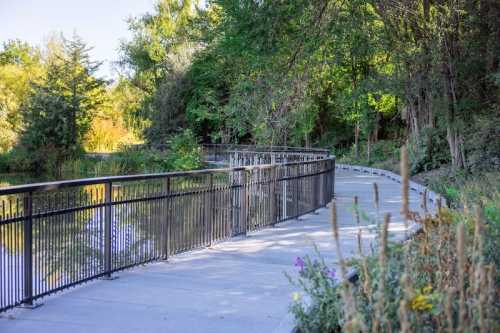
422;284;433;294
410;294;433;312
292;292;301;302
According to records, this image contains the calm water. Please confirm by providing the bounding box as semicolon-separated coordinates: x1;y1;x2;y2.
0;162;226;188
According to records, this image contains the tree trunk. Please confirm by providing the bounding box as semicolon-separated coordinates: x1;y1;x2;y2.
354;122;360;159
367;135;371;164
442;3;466;170
443;61;466;169
446;121;466;170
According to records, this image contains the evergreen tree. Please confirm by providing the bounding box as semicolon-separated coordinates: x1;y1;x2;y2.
20;35;107;173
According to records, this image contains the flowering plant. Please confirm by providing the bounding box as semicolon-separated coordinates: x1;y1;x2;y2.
286;249;341;333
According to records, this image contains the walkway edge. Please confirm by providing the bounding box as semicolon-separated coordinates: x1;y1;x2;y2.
335;163;446;207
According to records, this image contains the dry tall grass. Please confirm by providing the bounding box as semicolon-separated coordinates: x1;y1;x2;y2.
329;145;499;332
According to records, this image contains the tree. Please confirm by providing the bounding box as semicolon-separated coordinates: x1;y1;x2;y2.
374;0;500;170
120;0;200;143
0;40;42;152
117;0;499;171
20;35;107;173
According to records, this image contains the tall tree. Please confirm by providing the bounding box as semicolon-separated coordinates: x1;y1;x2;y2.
120;0;200;143
0;40;42;152
20;35;107;173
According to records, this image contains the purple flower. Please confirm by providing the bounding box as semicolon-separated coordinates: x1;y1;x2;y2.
324;267;336;280
294;257;305;270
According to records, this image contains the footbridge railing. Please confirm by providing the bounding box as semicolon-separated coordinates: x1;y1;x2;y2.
0;145;334;312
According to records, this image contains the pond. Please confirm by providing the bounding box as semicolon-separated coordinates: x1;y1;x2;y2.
0;161;228;188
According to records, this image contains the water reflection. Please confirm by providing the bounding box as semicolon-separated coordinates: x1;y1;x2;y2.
0;173;232;309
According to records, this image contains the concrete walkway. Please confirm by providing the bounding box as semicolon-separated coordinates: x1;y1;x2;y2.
0;169;428;333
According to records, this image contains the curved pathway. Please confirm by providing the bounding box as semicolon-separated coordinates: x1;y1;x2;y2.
0;169;432;333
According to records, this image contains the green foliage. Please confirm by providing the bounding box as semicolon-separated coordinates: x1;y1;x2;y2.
0;40;43;153
113;148;163;174
120;0;200;142
287;253;342;333
164;129;202;171
98;130;202;174
407;128;450;174
339;139;400;168
2;0;499;179
0;152;9;173
427;172;500;271
19;35;107;174
119;0;499;172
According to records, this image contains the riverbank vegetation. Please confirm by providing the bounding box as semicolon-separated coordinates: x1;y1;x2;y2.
289;148;499;332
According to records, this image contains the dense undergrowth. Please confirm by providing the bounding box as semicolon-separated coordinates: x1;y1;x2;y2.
0;129;202;182
289;147;500;332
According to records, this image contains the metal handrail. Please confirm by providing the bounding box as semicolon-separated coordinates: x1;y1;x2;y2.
0;155;329;195
0;146;335;312
203;143;330;154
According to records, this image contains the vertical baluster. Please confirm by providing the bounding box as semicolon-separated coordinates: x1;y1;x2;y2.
103;182;115;279
239;171;248;236
208;174;214;246
270;166;277;226
163;177;171;260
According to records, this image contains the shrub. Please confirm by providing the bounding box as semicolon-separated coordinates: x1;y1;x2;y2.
84;117;138;153
164;129;202;171
290;203;499;333
287;253;341;333
0;153;9;172
5;146;35;172
407;129;450;173
338;140;399;170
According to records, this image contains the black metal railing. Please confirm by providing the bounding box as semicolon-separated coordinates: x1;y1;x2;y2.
0;147;334;312
203;144;330;162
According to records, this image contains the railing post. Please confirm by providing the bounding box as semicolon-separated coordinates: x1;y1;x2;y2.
22;191;34;307
332;158;336;199
314;165;318;209
239;170;248;235
103;182;114;279
282;158;288;218
294;164;299;218
163;177;171;260
270;165;277;226
321;162;326;205
207;174;214;246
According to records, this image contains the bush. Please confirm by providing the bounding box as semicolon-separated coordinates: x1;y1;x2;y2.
338;140;399;168
407;128;450;174
84;117;138;153
0;129;203;181
287;254;342;333
115;148;156;173
0;153;9;173
4;147;35;172
164;129;202;171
